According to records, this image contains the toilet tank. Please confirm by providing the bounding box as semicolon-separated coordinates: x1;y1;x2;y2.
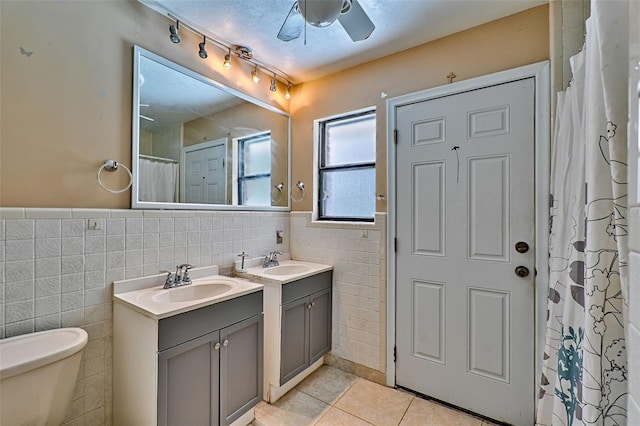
0;327;88;426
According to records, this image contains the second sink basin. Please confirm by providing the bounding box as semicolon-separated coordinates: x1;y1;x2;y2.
262;264;311;276
151;281;234;303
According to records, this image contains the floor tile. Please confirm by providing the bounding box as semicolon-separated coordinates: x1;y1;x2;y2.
253;390;329;426
334;379;413;426
315;407;374;425
296;366;358;405
399;398;482;426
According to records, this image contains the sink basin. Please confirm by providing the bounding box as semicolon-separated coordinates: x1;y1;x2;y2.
151;282;233;303
262;264;311;276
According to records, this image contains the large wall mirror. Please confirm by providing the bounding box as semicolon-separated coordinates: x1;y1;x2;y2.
132;46;290;210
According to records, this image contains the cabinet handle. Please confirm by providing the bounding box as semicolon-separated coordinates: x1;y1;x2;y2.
214;342;221;350
223;339;229;347
307;303;312;310
311;302;315;307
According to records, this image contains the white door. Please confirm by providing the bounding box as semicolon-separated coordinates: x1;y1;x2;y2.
184;143;226;204
395;78;535;425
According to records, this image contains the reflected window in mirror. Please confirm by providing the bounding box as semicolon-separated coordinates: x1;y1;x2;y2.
238;132;271;206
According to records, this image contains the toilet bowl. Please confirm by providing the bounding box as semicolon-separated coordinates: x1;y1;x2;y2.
0;327;88;426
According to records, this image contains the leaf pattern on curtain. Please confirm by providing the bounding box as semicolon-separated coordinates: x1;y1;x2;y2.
537;1;628;424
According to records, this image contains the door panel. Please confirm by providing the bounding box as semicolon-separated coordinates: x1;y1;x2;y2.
158;331;219;426
467;287;510;382
184;143;226;203
280;297;309;384
411;280;445;364
468;155;509;261
412;161;446;256
220;314;263;425
309;288;332;364
395;78;535;425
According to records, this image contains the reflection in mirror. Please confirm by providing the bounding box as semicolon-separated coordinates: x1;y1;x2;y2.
132;46;290;210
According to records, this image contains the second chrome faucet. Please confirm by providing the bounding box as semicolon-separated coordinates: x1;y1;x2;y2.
163;263;193;288
262;251;284;268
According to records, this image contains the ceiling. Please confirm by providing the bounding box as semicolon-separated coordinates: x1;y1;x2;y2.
141;0;547;84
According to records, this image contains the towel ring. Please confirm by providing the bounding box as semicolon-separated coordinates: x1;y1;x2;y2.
97;160;132;194
291;181;305;203
271;182;284;203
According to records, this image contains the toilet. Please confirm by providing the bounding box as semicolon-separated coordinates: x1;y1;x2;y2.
0;327;88;426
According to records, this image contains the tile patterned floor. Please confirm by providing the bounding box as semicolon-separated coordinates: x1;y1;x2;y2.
252;366;498;426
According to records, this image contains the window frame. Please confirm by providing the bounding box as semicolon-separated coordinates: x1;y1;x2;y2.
237;132;271;206
316;108;376;222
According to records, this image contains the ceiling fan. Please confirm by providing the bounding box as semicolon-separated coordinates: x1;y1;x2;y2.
277;0;375;42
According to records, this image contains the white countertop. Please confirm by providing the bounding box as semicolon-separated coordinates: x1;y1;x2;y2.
235;259;333;285
113;266;263;320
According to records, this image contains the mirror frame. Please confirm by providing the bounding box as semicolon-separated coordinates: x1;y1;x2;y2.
131;45;291;211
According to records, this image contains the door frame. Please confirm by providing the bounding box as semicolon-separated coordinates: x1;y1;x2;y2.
180;137;228;203
385;61;550;407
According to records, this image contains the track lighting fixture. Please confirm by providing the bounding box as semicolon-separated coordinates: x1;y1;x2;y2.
223;49;232;69
198;36;208;59
169;20;180;43
163;14;293;98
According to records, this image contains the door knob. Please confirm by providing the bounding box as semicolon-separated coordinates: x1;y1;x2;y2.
515;241;529;253
515;266;529;277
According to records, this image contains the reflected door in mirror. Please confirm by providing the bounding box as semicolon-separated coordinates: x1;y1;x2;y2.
182;139;227;204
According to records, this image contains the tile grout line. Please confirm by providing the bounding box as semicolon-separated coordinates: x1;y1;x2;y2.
396;395;416;426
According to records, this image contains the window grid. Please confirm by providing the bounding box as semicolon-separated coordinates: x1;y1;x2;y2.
318;110;376;222
238;133;271;205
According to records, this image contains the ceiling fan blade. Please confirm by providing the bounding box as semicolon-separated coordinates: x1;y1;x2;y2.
277;2;304;42
337;0;375;42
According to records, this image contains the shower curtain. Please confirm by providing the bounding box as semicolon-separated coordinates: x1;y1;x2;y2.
138;158;179;202
537;1;629;425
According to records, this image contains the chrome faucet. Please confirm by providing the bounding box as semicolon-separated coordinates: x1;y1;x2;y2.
164;263;193;289
262;251;284;268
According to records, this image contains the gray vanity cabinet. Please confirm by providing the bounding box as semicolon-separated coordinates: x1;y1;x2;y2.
220;315;264;425
280;271;332;385
158;331;220;426
157;291;263;426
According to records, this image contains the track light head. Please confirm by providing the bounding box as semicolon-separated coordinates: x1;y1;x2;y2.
223;51;232;69
198;37;208;59
251;66;260;84
285;83;291;100
169;21;180;43
270;75;277;92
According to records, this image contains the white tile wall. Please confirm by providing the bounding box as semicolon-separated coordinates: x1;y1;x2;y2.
0;208;289;426
290;212;387;373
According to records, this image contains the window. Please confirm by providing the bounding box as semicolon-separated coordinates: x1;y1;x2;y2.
318;109;376;221
238;132;271;206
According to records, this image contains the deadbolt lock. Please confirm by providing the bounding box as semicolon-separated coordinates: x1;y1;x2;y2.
515;241;529;253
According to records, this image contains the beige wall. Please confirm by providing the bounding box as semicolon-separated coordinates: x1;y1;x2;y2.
289;4;549;212
1;1;548;211
0;1;289;208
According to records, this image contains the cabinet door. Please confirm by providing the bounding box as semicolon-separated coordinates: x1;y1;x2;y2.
220;314;263;426
158;331;220;426
309;288;332;364
280;296;310;384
